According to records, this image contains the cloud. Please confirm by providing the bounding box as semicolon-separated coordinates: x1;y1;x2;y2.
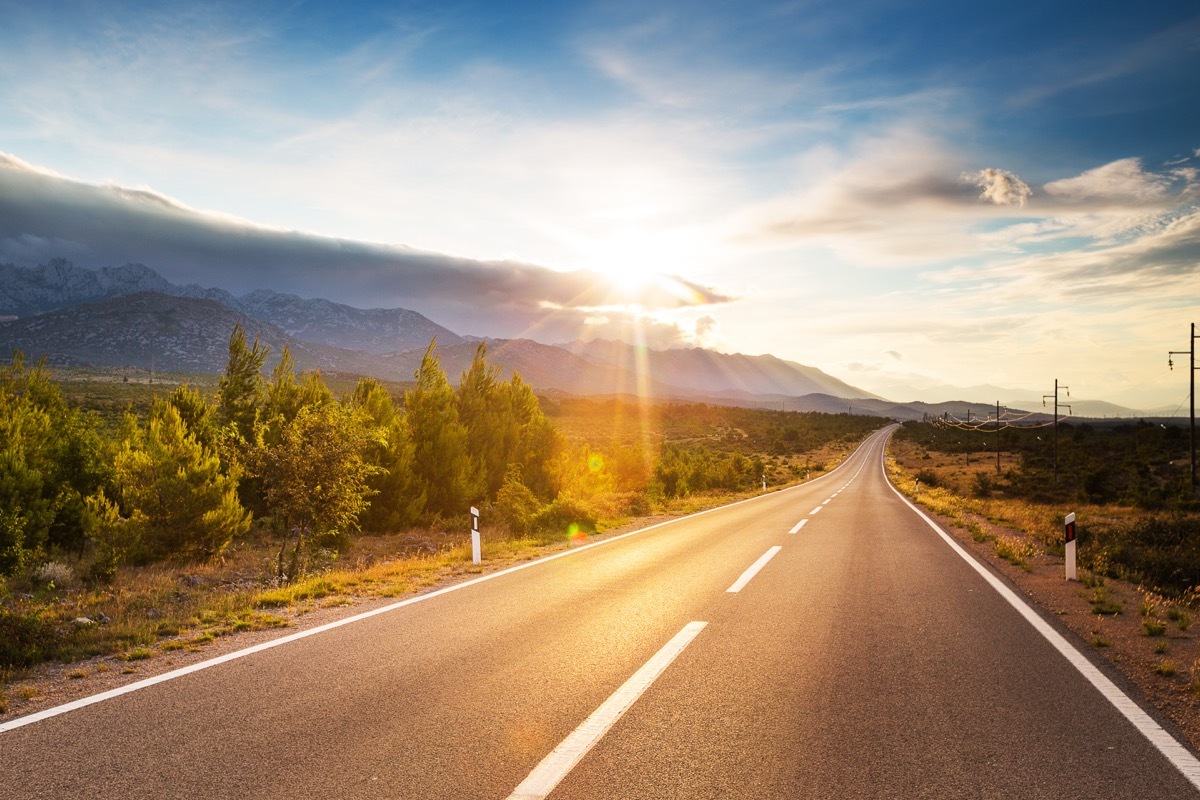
1043;158;1172;204
995;206;1200;299
966;168;1032;207
0;152;734;336
731;130;1044;266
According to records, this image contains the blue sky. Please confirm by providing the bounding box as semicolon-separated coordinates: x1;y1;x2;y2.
1;0;1198;409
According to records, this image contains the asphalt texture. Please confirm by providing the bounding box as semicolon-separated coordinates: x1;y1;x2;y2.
3;426;1198;799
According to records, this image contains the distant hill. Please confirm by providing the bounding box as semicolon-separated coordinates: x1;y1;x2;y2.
561;339;879;401
0;259;173;317
377;338;668;395
0;291;384;375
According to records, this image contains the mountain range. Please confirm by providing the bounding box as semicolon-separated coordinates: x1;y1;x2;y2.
0;259;889;408
0;259;1174;420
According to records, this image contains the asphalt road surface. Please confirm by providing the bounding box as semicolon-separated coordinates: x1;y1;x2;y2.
4;425;1199;799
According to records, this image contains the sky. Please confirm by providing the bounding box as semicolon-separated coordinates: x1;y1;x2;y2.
0;0;1198;410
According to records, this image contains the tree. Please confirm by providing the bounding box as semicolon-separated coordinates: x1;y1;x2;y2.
163;384;217;454
456;344;559;501
216;323;268;443
351;378;425;532
501;373;559;499
405;340;480;517
456;343;509;498
261;346;303;443
0;352;108;573
493;463;541;534
101;404;250;563
257;402;381;580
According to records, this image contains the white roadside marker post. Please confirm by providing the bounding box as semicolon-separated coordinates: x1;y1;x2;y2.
1064;511;1077;581
761;473;766;492
471;506;481;566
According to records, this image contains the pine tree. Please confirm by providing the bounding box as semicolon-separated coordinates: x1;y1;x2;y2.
455;344;560;502
216;323;268;443
105;404;250;562
456;343;510;498
163;384;217;454
351;378;425;532
405;340;480;517
502;373;559;500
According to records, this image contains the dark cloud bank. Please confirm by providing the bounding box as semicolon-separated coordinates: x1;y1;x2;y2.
0;153;733;341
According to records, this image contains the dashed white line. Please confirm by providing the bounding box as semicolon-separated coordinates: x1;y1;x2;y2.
810;506;823;515
506;621;708;800
788;519;809;534
726;546;783;593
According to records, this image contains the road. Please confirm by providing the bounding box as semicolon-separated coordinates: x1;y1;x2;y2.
3;425;1199;799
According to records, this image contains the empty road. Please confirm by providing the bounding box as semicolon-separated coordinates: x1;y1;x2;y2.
3;425;1198;799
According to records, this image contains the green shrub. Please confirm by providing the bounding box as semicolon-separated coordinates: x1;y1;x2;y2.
493;466;542;535
0;607;63;668
532;496;597;537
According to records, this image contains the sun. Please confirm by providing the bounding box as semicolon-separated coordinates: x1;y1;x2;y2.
587;227;689;297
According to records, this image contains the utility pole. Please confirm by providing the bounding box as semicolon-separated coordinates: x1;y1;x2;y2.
1169;322;1198;494
966;408;972;465
995;400;1002;474
1043;379;1071;485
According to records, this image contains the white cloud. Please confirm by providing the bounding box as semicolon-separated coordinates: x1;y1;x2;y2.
967;168;1032;207
1043;158;1172;203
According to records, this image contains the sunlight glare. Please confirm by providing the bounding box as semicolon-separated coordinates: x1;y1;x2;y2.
588;227;691;298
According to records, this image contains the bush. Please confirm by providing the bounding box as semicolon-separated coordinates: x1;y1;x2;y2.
532;496;597;537
493;466;542;535
1093;515;1200;596
0;607;63;669
915;468;940;488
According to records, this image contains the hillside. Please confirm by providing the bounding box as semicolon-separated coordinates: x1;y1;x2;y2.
0;292;381;375
562;339;879;400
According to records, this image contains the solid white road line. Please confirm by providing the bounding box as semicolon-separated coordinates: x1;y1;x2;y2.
788;519;809;534
727;546;783;593
506;621;708;800
879;435;1200;792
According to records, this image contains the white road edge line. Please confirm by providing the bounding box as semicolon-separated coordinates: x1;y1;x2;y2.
879;432;1200;791
1;431;886;734
726;546;783;593
788;519;808;534
506;621;708;800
